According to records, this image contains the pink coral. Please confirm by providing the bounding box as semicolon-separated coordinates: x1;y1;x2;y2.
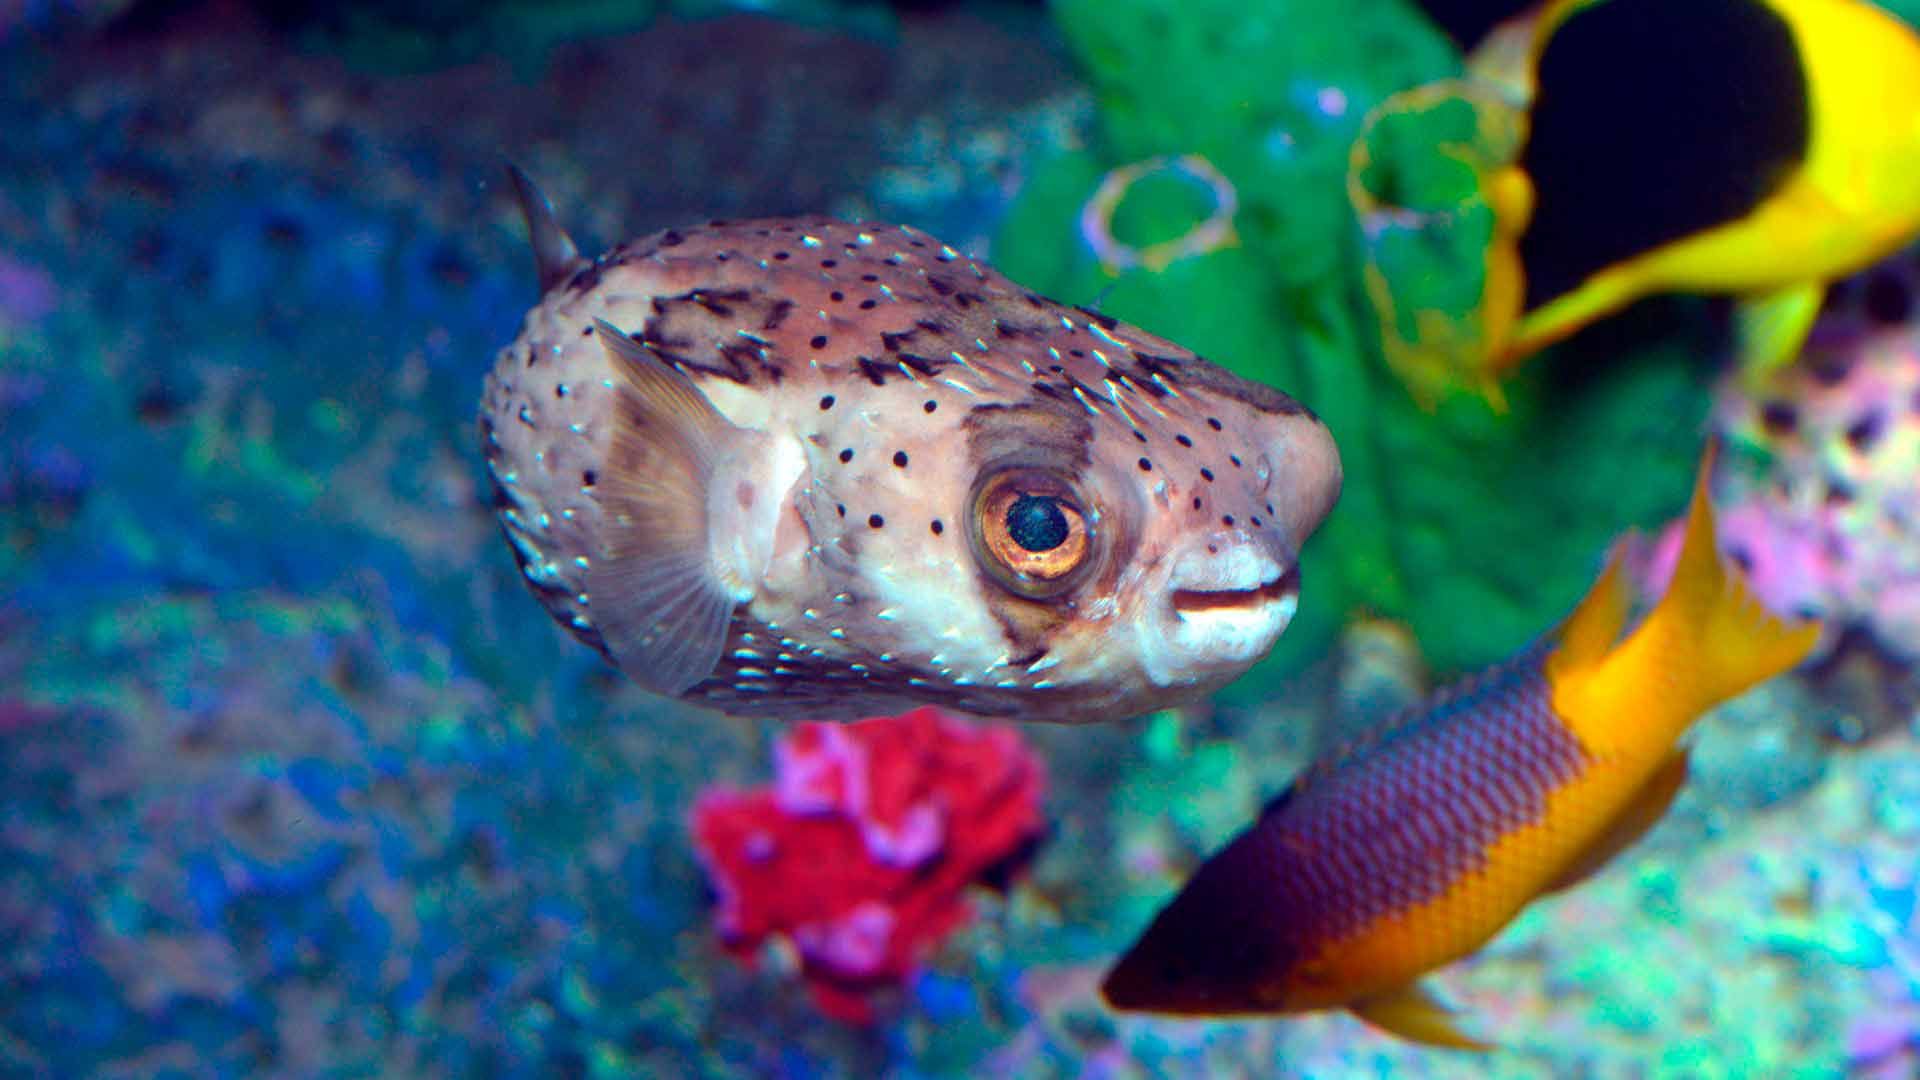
1644;325;1920;661
690;706;1046;1023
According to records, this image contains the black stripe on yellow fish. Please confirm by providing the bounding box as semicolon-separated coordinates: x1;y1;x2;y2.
479;167;1343;723
1102;444;1820;1047
1516;0;1810;311
1476;0;1920;384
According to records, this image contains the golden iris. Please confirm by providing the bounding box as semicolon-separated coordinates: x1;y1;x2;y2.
970;468;1093;597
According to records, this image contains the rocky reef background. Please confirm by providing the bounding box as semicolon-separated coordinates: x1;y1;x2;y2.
5;1;1920;1076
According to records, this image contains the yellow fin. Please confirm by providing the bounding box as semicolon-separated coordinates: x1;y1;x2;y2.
586;318;766;697
1545;749;1688;894
1547;540;1634;679
1627;444;1822;722
1734;282;1823;387
1495;264;1643;375
1349;982;1493;1051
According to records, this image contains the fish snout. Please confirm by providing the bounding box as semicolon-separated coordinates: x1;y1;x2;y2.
1261;411;1343;552
1139;531;1301;687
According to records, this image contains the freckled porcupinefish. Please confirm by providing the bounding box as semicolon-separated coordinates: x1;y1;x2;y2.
479;167;1342;723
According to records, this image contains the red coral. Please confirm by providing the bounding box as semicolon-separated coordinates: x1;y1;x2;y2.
690;706;1046;1023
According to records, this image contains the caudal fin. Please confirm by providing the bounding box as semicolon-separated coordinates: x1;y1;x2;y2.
1638;444;1821;714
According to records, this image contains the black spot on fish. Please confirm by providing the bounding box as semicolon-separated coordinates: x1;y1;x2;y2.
1760;400;1797;436
931;519;944;534
1201;468;1215;482
1138;457;1153;472
924;400;937;413
839;448;855;463
820;395;835;410
1207;417;1223;431
1175;434;1193;447
811;335;828;350
868;513;885;528
859;299;878;310
830;290;845;302
1075;305;1120;331
1846;411;1884;453
1866;272;1913;324
893;451;909;468
582;470;597;487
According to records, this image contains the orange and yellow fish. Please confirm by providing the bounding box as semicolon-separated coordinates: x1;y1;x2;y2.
1101;446;1819;1048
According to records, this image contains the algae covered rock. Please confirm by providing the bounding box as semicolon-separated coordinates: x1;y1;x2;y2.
993;0;1713;684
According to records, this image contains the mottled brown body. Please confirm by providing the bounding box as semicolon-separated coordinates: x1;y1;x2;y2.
481;178;1341;723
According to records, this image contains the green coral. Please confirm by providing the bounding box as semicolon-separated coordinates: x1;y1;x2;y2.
994;0;1713;684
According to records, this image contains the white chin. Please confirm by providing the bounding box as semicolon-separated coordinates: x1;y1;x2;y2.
1139;569;1301;688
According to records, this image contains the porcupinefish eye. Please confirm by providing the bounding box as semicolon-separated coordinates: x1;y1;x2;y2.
968;467;1095;598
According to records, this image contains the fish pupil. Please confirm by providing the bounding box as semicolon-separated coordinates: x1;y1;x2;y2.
1006;494;1069;552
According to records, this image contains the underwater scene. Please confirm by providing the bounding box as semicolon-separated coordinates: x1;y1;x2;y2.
11;0;1920;1074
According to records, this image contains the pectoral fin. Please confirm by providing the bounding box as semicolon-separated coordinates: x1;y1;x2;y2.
587;319;780;697
1545;749;1690;895
1734;282;1822;385
1349;982;1492;1051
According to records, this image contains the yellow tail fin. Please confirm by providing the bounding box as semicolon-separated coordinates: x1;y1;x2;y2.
1638;444;1821;718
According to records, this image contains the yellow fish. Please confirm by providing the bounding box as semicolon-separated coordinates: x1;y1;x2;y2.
1101;445;1819;1048
1483;0;1920;385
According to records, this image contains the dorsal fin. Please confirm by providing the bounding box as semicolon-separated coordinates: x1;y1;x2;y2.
1547;539;1634;679
506;163;584;293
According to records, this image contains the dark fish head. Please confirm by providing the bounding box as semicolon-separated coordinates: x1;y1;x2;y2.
1102;829;1300;1015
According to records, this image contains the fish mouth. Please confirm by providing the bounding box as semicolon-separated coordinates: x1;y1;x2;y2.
1171;565;1300;616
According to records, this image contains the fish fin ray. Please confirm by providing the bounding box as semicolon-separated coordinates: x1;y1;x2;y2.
1545;748;1688;894
1734;282;1823;386
1349;982;1492;1051
506;163;584;293
585;318;758;696
1650;443;1822;710
1547;538;1634;677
